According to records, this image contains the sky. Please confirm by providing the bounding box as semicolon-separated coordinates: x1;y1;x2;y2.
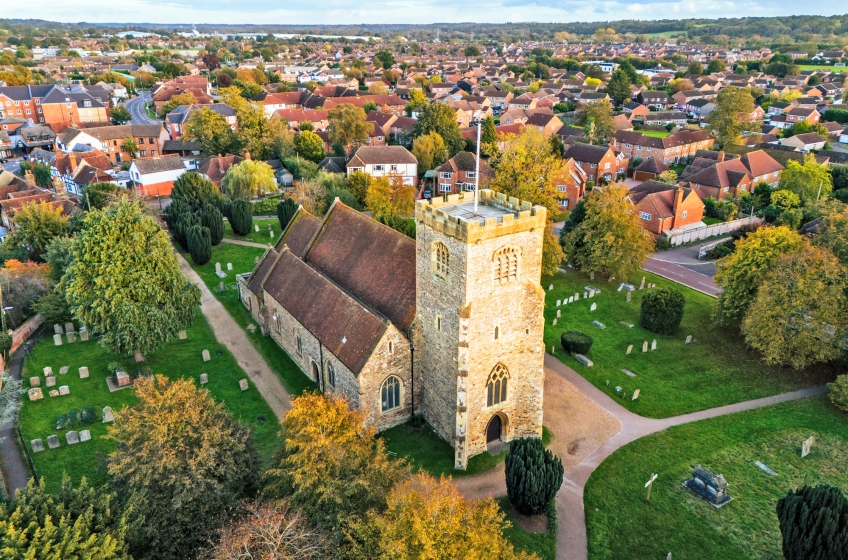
7;1;846;26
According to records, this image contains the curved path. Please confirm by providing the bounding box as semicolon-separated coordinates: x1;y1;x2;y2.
0;341;39;495
221;238;272;249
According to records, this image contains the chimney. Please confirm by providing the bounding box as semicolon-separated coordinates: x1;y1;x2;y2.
674;187;684;214
217;154;223;172
717;151;725;163
24;170;35;188
69;152;78;172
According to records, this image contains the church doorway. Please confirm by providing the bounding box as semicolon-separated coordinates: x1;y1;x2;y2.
486;415;502;444
311;362;319;383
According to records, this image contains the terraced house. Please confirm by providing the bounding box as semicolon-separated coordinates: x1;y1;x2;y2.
612;129;715;166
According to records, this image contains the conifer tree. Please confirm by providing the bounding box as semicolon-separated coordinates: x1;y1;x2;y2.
187;224;212;266
276;197;299;231
200;203;224;245
505;437;564;515
230;199;253;236
776;484;848;560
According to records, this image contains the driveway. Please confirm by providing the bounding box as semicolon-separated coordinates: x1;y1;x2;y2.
124;92;158;125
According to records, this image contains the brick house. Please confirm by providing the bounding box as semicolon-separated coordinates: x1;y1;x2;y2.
630;181;705;235
432;152;493;196
612;129;715;166
636;91;671;109
165;104;237;139
677;149;783;200
552;157;589;210
346;145;418;186
563;143;628;183
56;124;169;163
785;107;821;125
632;157;668;181
129;154;186;197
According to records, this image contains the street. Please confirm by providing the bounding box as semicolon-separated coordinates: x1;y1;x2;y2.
643;241;723;297
124;92;158;125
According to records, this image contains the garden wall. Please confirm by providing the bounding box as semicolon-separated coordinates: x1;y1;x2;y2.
665;216;763;246
11;313;43;354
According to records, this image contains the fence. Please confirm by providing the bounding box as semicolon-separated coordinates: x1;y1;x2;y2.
11;313;43;354
665;216;763;246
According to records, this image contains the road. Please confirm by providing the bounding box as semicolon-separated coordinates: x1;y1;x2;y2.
1;159;22;174
643;257;720;296
124;92;158;125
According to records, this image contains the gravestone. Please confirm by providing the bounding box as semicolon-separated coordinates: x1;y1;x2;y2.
45;376;56;388
685;335;693;344
59;366;69;375
254;256;260;264
626;345;633;355
116;371;130;387
29;376;40;387
590;303;597;311
215;262;227;278
79;327;89;342
801;436;815;458
583;292;588;299
202;349;211;362
79;430;91;442
548;284;553;291
78;366;89;379
28;388;43;401
755;461;777;475
590;271;595;280
200;373;208;385
178;330;187;340
255;224;260;232
620;321;634;328
227;262;233;270
639;276;646;289
66;332;76;344
556;309;561;317
64;322;74;333
102;406;115;423
622;368;636;377
47;435;60;449
43;367;53;376
59;385;70;396
270;229;274;238
239;378;249;391
66;431;79;445
632;389;640;401
589;290;595;298
574;292;579;300
574;354;593;367
569;296;574;303
31;439;44;453
618;282;635;292
53;334;62;346
552;319;557;326
684;466;733;508
651;339;657;351
642;341;648;353
592;320;606;329
49;390;59;397
626;291;632;302
53;324;63;334
556;299;561;306
218;282;226;292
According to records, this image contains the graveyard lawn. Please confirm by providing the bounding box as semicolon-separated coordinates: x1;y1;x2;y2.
18;313;282;494
223;218;280;245
584;396;848;560
542;270;837;418
498;497;556;560
181;242;317;396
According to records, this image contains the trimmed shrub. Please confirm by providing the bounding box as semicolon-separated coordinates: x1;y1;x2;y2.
276;197;299;231
776;484;848;560
230;199;253;236
505;437;564;515
829;374;848;413
252;195;282;216
163;199;190;230
187;224;212;266
174;211;199;251
640;288;685;335
56;407;99;430
200;204;224;246
560;331;593;355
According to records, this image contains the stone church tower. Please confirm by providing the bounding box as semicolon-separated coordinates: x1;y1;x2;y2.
415;190;547;469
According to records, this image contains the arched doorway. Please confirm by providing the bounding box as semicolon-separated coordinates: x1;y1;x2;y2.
486;415;502;445
311;362;319;383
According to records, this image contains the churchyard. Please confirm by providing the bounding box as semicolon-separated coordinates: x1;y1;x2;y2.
542;270;837;418
18;314;281;493
223;218;280;245
584;396;848;560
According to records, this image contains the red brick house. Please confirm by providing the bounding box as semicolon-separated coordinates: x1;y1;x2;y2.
552;157;589;210
563;143;629;183
677;149;783;200
611;129;715;166
630;181;705;235
632;157;668;181
432;152;493;196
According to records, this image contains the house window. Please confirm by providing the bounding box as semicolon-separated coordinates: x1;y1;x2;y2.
682;210;688;218
140;151;146;157
439;183;452;193
373;164;384;171
433;242;449;278
390;164;398;172
557;185;567;192
486;364;509;407
326;361;336;388
467;171;476;178
381;376;401;412
440;172;453;179
494;246;520;284
640;211;652;221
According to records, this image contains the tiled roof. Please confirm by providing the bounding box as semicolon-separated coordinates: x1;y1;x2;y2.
132;154;184;175
564;143;612;164
276;207;321;259
347;145;417;167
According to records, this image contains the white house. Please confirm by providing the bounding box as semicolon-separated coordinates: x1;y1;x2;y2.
346;146;418;186
129;154;186;197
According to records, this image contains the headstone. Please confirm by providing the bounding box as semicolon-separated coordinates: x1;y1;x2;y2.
583;291;588;299
79;430;91;442
31;439;44;453
626;345;633;355
622;368;636;377
59;366;69;375
28;388;43;401
632;389;641;401
556;309;561;317
66;332;76;344
574;354;593;367
116;371;131;387
755;461;777;475
59;385;70;396
178;330;187;340
270;229;274;238
202;349;211;362
29;376;40;387
43;367;53;376
620;321;634;328
78;366;89;379
684;466;733;508
53;333;62;346
239;378;249;391
618;282;635;292
102;406;115;423
548;284;553;291
592;320;605;329
47;435;60;449
651;339;657;351
801;436;815;458
54;323;63;334
590;303;597;311
556;299;561;306
569;296;574;303
134;351;145;363
639;276;646;289
574;292;579;300
227;262;233;270
218;282;226;292
215;262;226;278
79;327;89;342
552;319;557;326
254;256;259;264
199;373;208;385
64;322;74;333
49;389;59;397
590;271;595;280
255;224;260;232
626;291;632;302
66;431;79;445
45;376;56;387
589;290;595;298
642;341;648;353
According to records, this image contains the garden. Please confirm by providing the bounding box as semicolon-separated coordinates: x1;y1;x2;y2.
542;269;837;418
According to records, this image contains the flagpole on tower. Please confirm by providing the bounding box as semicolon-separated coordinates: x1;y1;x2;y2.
474;120;481;215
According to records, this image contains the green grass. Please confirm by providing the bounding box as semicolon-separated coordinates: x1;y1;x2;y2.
646;30;687;38
223;218;280;245
381;421;552;478
498;497;556;560
585;396;848;560
797;64;846;72
703;217;723;225
542;270;838;418
641;130;672;138
182;242;317;397
19;313;282;494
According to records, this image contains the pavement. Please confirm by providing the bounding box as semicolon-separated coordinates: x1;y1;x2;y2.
221;238;273;249
0;336;41;496
1;158;22;174
124;92;158;125
643;243;723;296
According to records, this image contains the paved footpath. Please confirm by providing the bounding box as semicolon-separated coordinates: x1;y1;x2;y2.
177;252;291;419
221;238;272;249
0;343;37;495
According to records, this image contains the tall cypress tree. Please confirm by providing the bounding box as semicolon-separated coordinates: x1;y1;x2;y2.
187;224;212;266
200;204;224;245
174;211;199;251
230;199;253;236
276;198;298;231
505;437;564;515
777;484;848;560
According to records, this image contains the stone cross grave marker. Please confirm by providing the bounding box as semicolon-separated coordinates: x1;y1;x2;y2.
685;335;693;344
639;276;646;289
626;291;632;302
642;341;648;352
239;379;249;391
645;473;658;501
632;389;640;401
59;366;69;375
53;324;63;334
64;322;74;333
47;435;60;449
66;332;76;344
651;339;657;351
66;431;79;445
79;328;89;342
29;376;40;387
28;388;43;401
202;349;211;362
79;430;91;442
53;334;62;346
626;345;633;355
255;223;260;232
200;373;208;385
801;435;815;458
31;438;44;453
590;303;597;311
102;406;115;423
45;376;56;388
178;330;187;339
59;385;70;396
79;367;89;379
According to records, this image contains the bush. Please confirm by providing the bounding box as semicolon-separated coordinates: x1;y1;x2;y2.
776;484;848;560
187;224;212;266
560;331;593;355
55;407;99;430
252;195;281;216
775;208;802;230
199;204;224;245
833;189;848;204
505;437;564;515
0;331;11;354
705;240;733;260
654;237;671;251
828;374;848;413
276;197;298;231
640;288;685;335
174;212;199;251
230;199;253;236
377;214;416;239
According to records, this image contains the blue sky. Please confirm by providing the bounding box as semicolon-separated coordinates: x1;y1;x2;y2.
11;1;847;26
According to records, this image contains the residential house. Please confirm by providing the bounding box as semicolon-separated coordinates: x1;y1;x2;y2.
30;147;113;196
197;153;245;186
0;130;11;159
431;152;493;196
524;113;563;136
165;104;237;139
129;154;186;197
562;143;628;183
641;112;688;126
346;146;418;186
632;157;669;181
323;94;406;116
636;91;671;109
630;182;705;235
685;98;716;119
56;124;168;163
551;157;589;210
275;109;330;131
780;132;827;152
612;129;715;166
785;107;821;125
678;149;783;200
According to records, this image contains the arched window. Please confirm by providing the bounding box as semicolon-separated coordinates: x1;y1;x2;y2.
326;361;336;388
381;376;401;412
494;247;520;284
486;364;509;407
433;242;449;278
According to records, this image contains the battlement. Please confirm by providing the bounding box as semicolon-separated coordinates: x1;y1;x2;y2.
415;190;547;242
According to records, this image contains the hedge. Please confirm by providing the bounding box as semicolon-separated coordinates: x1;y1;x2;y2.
640;288;685;335
560;331;593;355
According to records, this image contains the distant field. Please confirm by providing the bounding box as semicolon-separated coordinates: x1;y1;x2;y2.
646;30;687;38
797;64;846;73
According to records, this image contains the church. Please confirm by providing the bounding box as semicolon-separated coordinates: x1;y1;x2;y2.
238;189;547;469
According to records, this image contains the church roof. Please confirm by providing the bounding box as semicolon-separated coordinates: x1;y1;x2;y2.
276;207;321;259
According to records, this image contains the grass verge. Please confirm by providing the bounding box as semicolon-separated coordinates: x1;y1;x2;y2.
498;497;557;560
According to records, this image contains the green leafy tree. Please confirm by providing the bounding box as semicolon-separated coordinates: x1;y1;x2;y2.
107;375;259;560
640;288;686;335
708;86;759;147
374;50;395;69
742;244;848;368
619;59;640;83
200;204;224;245
480;115;498;155
0;477;131;560
110;104;132;124
294;130;325;162
779;155;833;203
4;200;71;260
328;103;373;153
221;160;277;199
561;185;653;280
505;438;564;515
463;45;481;59
230;198;253;236
83;181;118;210
123;137;139;158
713;225;804;323
706;59;727;73
32;161;52;187
574;100;617;143
172;172;225;212
686;61;704;75
161;91;197;116
776;484;848;560
187;224;212;265
411;131;446;173
814;208;848;266
404;88;428;117
184;107;238;157
276;197;299;231
64;199;200;356
413;102;465;156
828;374;848;413
346;170;370;205
605;68;631;105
